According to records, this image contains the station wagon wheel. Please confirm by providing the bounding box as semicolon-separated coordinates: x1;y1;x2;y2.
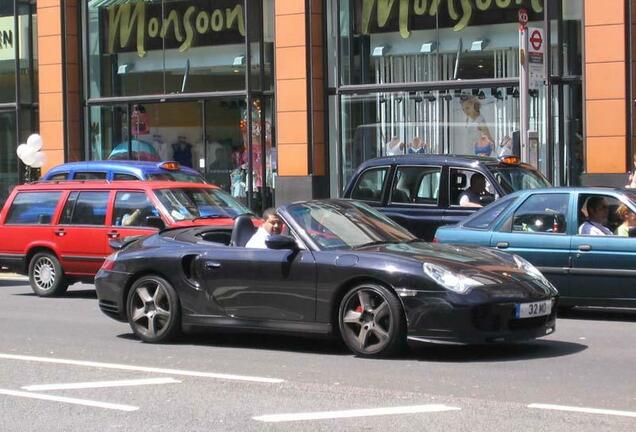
28;252;69;297
338;284;406;357
126;275;181;343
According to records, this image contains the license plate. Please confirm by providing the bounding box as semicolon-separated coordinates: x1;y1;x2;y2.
515;300;552;319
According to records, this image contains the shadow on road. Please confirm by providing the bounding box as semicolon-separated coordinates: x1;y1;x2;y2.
558;307;636;323
117;330;586;362
0;279;28;287
13;289;97;299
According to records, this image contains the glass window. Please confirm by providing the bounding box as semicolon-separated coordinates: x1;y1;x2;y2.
113;173;139;181
512;193;569;234
74;172;107;180
0;112;18;203
350;167;388;202
449;168;496;208
87;0;248;98
48;173;69;181
154;187;251;221
390;166;440;205
577;194;626;236
0;2;16;103
61;191;110;226
113;192;158;227
6;192;61;225
464;197;514;230
488;166;550;193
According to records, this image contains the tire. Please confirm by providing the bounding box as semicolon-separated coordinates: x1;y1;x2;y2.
126;275;181;343
28;252;69;297
338;283;406;357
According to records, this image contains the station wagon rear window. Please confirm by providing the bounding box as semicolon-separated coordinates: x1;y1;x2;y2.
6;192;62;224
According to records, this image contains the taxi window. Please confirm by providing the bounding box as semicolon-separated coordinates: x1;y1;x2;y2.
351;167;388;202
390;166;441;205
74;172;107;180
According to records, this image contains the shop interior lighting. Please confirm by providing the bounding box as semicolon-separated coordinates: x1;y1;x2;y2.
470;39;489;51
424;92;436;102
420;42;437;53
512;88;520;99
409;92;423;103
117;64;132;75
491;88;504;100
372;45;390;57
478;90;486;100
441;92;454;101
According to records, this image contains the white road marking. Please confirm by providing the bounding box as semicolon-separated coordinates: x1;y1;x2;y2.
529;403;636;418
22;377;180;392
253;404;460;422
0;389;138;412
0;353;284;384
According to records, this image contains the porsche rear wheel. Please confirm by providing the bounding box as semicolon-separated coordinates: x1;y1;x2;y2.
126;275;181;343
338;284;406;357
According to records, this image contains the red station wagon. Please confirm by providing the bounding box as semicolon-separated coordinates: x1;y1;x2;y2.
0;180;253;297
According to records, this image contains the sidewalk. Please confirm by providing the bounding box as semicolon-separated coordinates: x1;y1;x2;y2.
0;272;28;280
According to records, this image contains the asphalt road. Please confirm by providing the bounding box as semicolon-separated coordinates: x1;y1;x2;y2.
1;276;635;431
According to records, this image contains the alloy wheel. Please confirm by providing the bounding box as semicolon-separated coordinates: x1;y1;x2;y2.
341;288;393;354
33;256;56;292
129;279;172;339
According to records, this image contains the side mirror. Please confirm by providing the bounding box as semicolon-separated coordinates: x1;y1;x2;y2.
265;234;298;250
145;215;165;230
109;239;124;250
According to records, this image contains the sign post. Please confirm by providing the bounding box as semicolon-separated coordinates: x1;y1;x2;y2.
518;9;530;162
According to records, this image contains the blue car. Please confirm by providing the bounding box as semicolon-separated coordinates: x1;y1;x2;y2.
42;160;205;183
434;187;636;308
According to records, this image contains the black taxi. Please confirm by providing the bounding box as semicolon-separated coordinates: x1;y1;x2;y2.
343;155;550;240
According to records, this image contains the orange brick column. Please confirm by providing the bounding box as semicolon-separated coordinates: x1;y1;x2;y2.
584;0;628;175
37;0;81;173
274;0;326;204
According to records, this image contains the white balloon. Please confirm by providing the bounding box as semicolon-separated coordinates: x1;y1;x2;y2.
16;143;30;159
20;151;37;166
27;134;43;151
30;151;47;169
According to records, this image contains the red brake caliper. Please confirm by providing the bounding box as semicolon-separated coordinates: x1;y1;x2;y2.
355;305;364;313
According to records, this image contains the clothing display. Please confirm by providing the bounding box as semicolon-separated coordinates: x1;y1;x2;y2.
172;137;193;167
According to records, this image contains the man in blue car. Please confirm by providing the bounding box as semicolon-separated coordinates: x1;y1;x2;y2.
579;196;612;236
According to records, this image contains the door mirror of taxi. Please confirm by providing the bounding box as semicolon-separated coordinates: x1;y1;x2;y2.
265;235;298;250
145;216;165;230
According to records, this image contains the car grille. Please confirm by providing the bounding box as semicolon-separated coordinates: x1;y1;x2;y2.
471;303;555;332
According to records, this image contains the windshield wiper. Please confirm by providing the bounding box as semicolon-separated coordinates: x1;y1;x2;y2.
356;240;400;248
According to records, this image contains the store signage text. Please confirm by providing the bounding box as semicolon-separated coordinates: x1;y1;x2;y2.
361;0;544;37
0;30;13;50
106;0;245;58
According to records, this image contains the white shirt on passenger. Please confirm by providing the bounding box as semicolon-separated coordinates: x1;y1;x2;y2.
578;221;612;236
245;227;271;249
459;190;482;207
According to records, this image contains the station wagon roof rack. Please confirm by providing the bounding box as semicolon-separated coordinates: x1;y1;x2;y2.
28;179;112;185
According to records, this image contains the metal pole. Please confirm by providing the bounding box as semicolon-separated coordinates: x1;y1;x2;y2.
519;27;529;162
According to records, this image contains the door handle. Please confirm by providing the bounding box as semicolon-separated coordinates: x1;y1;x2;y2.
578;244;592;252
107;231;120;239
205;262;222;270
496;242;509;249
54;229;66;237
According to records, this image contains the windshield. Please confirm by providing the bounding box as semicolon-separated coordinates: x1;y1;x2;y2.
154;188;251;221
488;166;550;194
148;172;205;183
286;201;416;250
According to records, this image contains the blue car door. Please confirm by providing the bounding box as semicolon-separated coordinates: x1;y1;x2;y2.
489;192;572;296
569;192;636;305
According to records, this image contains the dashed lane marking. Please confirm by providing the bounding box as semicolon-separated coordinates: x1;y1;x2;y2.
22;377;180;392
529;403;636;418
253;404;461;422
0;353;285;384
0;388;138;412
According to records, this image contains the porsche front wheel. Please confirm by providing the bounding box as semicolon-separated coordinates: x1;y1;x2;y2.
126;275;181;343
338;284;406;357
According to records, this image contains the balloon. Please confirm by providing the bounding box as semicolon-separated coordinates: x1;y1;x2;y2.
16;144;30;159
27;134;43;151
30;152;47;169
20;151;37;166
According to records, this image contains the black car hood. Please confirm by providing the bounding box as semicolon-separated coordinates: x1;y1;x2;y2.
354;241;554;294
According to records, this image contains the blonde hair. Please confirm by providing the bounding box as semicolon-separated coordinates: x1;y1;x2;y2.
617;204;630;219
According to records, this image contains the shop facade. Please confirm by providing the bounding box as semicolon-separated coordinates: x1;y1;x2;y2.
0;0;37;204
0;1;634;210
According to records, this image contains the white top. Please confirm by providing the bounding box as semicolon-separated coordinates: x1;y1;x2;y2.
245;227;271;249
458;190;482;207
578;221;612;236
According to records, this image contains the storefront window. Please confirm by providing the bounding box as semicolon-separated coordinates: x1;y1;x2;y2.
0;2;16;103
87;0;248;98
0;112;18;203
335;0;543;86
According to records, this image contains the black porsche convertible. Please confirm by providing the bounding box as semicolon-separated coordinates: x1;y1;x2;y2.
95;199;558;357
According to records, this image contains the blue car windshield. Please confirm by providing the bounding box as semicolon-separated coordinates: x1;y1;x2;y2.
488;166;550;194
286;201;416;250
154;188;251;220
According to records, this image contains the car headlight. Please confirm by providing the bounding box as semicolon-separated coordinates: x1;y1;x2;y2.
513;255;552;288
423;263;483;294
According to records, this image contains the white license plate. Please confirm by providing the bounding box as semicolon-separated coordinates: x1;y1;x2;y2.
515;300;552;319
